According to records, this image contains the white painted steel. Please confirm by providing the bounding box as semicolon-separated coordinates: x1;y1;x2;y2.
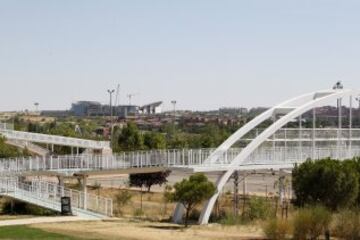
0;178;112;218
198;88;360;225
0;129;110;150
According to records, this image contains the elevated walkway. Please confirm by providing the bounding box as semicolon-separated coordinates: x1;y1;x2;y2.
6;139;50;157
0;129;110;150
0;178;112;219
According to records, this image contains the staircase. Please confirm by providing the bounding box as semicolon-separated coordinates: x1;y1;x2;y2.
0;178;112;219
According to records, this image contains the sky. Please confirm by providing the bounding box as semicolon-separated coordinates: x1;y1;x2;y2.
1;0;360;112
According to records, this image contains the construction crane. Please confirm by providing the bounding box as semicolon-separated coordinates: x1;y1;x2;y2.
127;93;138;105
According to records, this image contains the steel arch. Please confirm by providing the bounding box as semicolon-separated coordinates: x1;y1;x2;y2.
182;88;360;225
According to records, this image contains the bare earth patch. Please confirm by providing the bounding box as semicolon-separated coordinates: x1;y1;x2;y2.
32;219;264;240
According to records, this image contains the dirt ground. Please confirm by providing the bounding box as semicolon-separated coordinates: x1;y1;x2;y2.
32;219;265;240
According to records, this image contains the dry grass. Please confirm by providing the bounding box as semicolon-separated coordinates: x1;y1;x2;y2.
32;219;264;240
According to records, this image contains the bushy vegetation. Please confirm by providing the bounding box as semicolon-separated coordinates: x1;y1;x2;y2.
333;209;360;240
0;137;29;158
292;158;360;210
1;199;57;216
244;197;272;221
263;218;291;240
114;190;133;216
112;122;233;152
292;206;332;240
171;173;216;227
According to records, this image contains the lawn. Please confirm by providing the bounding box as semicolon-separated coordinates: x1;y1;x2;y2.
0;225;83;240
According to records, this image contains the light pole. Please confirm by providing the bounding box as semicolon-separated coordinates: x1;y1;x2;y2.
171;100;177;123
333;81;344;159
356;97;360;128
107;89;115;132
34;102;39;113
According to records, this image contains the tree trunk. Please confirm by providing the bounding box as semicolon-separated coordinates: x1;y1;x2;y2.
140;186;143;211
185;209;189;228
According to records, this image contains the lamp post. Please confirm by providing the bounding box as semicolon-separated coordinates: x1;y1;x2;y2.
171;100;177;124
107;89;115;133
356;97;360;128
34;102;39;113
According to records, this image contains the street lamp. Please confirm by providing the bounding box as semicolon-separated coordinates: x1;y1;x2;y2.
333;81;344;90
171;100;177;123
356;97;360;110
107;89;115;131
34;102;39;113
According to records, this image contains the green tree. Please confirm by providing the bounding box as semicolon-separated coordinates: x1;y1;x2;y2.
292;159;359;210
199;124;229;148
117;122;144;151
171;173;216;227
129;171;171;192
143;132;166;150
0;137;24;158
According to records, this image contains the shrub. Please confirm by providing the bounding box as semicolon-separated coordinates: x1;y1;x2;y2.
114;190;132;215
333;209;360;240
220;213;247;225
293;206;332;240
263;218;291;240
2;199;57;216
292;159;359;210
133;208;144;217
244;197;272;221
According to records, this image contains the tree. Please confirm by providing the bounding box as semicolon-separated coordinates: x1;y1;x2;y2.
0;137;24;158
198;124;229;148
292;158;359;210
143;132;166;150
114;190;132;216
129;170;171;192
171;173;216;227
117;122;144;151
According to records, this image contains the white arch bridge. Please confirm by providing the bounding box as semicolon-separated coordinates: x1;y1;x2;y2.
0;88;360;224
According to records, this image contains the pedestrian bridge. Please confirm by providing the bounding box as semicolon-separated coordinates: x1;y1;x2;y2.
0;87;360;224
0;123;110;152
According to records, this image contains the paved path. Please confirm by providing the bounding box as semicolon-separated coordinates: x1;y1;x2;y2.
0;216;96;226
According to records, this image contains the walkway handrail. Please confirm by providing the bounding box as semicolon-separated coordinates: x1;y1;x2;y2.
0;178;113;217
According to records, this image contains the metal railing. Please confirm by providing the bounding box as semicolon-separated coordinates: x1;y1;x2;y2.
242;128;360;141
0;146;359;174
0;129;110;149
0;178;112;217
0;123;14;130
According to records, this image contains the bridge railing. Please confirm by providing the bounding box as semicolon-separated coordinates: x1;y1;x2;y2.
0;146;359;173
0;178;113;217
0;129;110;149
0;123;14;131
242;128;360;141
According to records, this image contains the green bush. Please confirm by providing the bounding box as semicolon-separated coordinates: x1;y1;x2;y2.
333;209;360;240
133;208;144;217
263;218;291;240
220;213;247;225
244;197;272;221
293;206;332;240
2;199;57;216
114;190;132;216
292;159;359;210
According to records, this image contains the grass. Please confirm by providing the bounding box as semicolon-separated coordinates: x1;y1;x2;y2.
0;225;84;240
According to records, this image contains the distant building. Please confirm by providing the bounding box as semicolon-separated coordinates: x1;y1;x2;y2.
219;107;248;116
71;101;103;116
139;101;162;115
40;110;71;117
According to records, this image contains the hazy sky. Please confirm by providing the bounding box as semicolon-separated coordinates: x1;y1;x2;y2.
1;0;360;111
